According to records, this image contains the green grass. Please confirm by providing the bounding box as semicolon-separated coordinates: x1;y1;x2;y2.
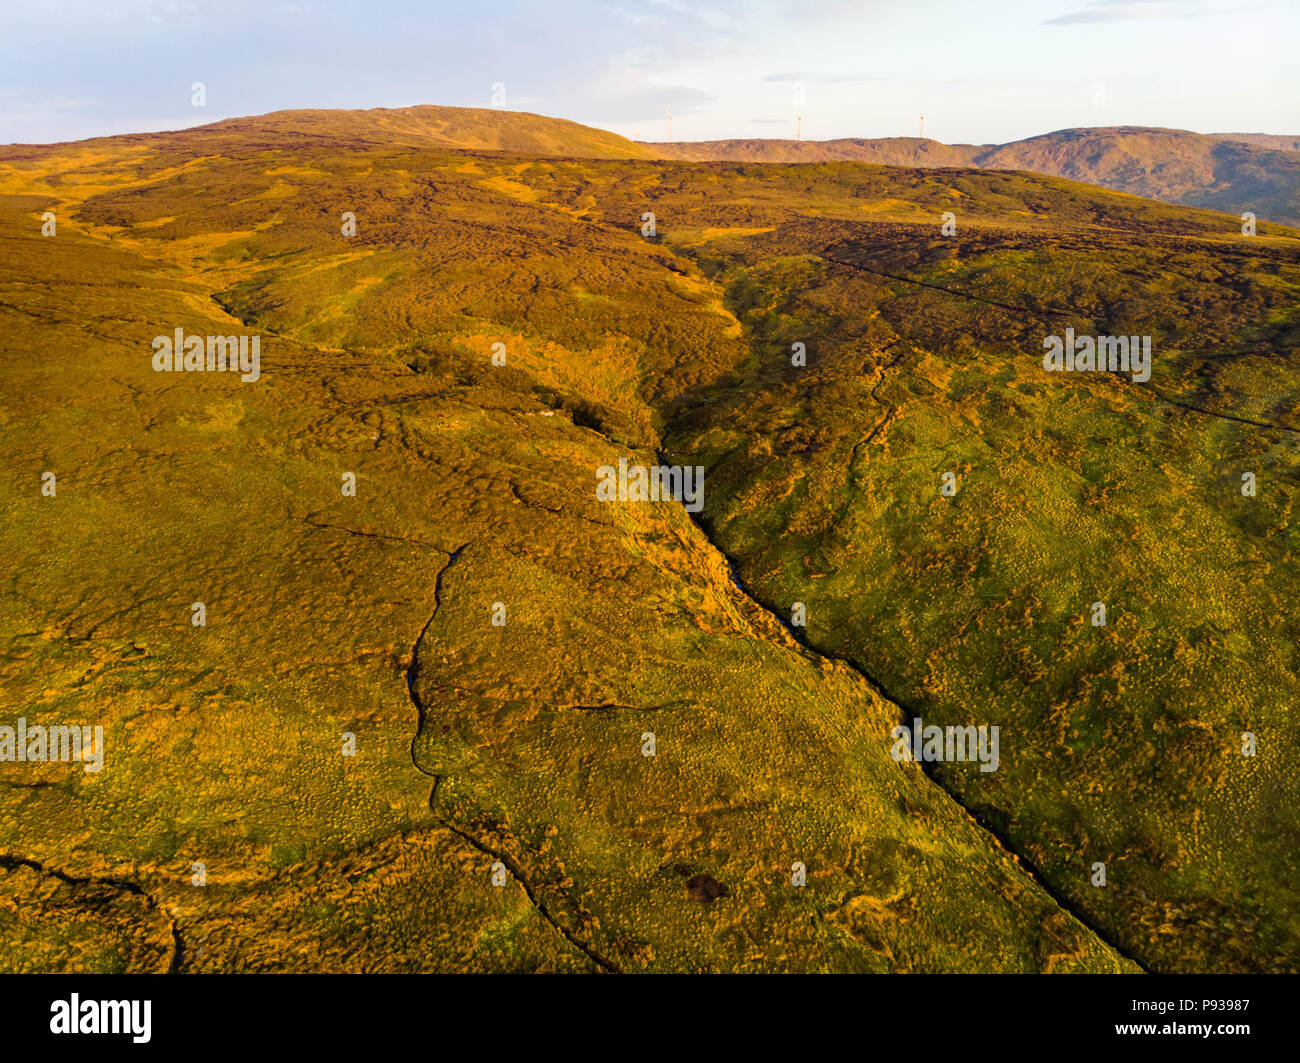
1;111;1295;972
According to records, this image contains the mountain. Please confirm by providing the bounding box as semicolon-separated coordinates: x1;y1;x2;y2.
649;126;1300;224
646;135;979;167
205;105;665;158
7;104;661;160
19;112;1295;225
2;106;1298;974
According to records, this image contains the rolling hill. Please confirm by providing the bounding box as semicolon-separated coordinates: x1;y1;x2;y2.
6;104;661;160
1;106;1297;973
650;126;1300;225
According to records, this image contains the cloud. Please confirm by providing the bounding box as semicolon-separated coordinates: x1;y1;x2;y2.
1044;1;1231;25
578;83;715;123
763;72;886;83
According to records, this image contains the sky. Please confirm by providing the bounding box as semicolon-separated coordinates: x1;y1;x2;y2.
1;0;1297;146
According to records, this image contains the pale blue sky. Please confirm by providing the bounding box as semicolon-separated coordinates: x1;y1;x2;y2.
1;0;1296;146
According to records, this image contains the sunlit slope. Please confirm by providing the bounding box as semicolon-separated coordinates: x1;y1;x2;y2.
326;152;1296;971
589;171;1300;971
2;105;663;160
0;195;593;972
0;131;1138;971
650;126;1300;225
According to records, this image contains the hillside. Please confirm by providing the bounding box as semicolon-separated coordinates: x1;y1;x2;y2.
1;106;1297;973
4;104;662;160
650;126;1300;224
647;136;978;167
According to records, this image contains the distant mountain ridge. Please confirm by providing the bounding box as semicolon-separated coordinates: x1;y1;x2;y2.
5;109;1296;225
647;126;1300;224
3;105;662;161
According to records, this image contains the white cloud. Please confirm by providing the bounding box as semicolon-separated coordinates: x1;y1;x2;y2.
1045;0;1240;25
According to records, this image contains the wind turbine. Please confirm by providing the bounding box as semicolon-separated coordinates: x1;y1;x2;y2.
919;113;925;139
796;114;802;141
666;107;673;144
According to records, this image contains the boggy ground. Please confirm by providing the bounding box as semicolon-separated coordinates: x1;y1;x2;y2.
0;110;1294;971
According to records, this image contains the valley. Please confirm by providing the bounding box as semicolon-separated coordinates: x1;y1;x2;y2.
1;107;1296;973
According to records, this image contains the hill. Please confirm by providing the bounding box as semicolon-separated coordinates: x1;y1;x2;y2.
4;104;661;160
1;107;1297;973
649;126;1300;224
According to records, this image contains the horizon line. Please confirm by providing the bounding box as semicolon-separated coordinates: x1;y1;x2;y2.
2;103;1295;151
